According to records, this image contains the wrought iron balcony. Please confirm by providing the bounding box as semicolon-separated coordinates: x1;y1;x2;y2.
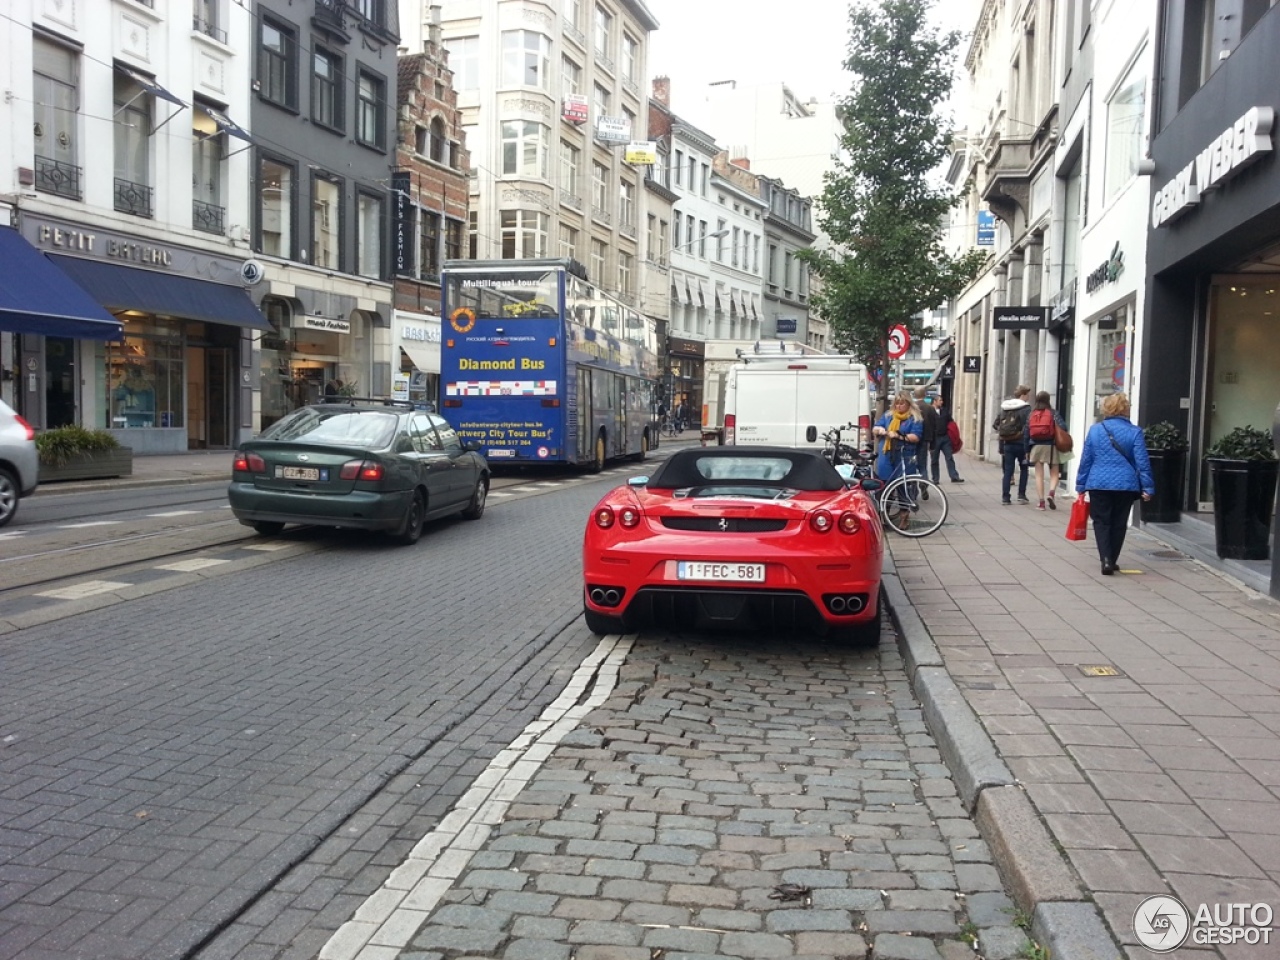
192;199;225;236
192;15;227;43
620;221;637;240
34;155;82;200
114;177;154;218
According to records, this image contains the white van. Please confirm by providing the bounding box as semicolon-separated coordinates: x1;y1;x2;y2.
722;356;874;450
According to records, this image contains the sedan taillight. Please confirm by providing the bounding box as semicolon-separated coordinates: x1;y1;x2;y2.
340;459;384;481
594;506;615;529
838;511;860;534
809;509;834;533
233;450;266;473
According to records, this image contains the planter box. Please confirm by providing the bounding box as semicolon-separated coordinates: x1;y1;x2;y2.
39;448;134;483
1140;450;1186;523
1207;457;1279;560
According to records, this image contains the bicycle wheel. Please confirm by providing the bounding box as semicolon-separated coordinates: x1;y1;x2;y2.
879;474;948;537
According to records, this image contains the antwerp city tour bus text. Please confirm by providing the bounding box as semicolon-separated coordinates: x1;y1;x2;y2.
440;258;661;471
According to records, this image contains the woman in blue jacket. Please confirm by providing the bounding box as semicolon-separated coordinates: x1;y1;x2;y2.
1074;392;1155;575
873;391;923;528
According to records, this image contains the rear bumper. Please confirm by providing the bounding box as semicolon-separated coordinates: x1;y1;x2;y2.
228;482;410;531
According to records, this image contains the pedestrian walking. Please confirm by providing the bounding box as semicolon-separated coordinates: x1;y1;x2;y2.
872;391;922;528
1026;390;1067;510
1074;392;1154;575
914;388;938;478
992;384;1031;504
930;395;965;483
674;399;689;434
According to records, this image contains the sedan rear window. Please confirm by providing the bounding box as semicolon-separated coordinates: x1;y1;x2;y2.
260;409;399;448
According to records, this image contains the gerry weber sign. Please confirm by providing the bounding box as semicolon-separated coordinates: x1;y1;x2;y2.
1151;106;1274;228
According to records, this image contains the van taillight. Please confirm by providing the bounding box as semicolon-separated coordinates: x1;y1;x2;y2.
724;413;736;446
858;414;872;448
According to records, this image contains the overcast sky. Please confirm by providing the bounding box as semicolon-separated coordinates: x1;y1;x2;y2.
645;0;978;123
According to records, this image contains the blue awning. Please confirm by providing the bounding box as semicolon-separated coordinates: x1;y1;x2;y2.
0;227;124;340
50;255;272;331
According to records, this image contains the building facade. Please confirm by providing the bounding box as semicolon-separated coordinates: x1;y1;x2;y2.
248;0;400;430
3;0;266;451
1145;1;1280;586
758;174;816;344
391;21;471;410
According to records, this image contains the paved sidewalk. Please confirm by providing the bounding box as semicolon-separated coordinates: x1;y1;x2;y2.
886;453;1280;959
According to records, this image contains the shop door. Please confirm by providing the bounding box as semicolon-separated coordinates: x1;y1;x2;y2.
185;346;233;449
45;336;76;428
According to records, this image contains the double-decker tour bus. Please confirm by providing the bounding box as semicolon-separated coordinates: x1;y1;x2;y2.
440;258;661;470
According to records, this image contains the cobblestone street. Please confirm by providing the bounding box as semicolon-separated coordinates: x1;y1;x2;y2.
362;635;1030;960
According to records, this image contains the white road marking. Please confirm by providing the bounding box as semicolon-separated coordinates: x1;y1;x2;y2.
36;580;133;600
147;510;203;517
155;558;231;572
320;633;636;960
59;521;124;528
242;542;292;551
0;530;29;540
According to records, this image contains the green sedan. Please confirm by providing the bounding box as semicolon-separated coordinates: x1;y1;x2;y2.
229;400;489;545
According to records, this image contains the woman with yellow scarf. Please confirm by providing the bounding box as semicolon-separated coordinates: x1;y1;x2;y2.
873;391;923;528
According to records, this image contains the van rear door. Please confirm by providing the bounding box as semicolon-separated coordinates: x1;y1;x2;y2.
733;369;801;446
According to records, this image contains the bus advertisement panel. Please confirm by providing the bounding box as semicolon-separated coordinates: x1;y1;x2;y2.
441;259;660;469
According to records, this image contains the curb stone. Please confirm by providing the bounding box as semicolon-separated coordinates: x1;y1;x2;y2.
883;558;1124;960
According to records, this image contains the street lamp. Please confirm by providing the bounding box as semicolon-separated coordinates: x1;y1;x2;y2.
668;227;729;261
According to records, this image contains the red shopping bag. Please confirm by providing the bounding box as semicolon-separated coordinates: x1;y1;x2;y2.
1066;496;1089;541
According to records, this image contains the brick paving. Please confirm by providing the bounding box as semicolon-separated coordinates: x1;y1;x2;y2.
369;637;1030;960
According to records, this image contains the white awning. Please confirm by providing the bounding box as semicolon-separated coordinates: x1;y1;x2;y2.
400;340;439;374
698;279;712;308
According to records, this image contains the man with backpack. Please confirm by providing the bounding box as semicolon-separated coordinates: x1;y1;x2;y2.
992;384;1031;504
930;394;965;483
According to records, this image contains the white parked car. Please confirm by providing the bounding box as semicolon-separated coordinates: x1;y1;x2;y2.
0;398;39;527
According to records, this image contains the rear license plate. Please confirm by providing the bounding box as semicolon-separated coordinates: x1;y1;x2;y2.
276;466;327;481
676;561;765;583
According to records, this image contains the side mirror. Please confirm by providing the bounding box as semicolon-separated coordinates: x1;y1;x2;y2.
806;425;818;443
627;476;649;487
463;440;482;453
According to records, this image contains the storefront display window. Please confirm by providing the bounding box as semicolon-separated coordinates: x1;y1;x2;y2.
259;297;294;430
105;318;184;429
1091;303;1129;418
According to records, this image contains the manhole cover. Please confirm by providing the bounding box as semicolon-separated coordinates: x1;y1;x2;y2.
1150;550;1190;560
1078;664;1125;677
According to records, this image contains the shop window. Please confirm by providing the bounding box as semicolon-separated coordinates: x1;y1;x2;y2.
311;174;341;269
357;191;382;278
1104;69;1145;203
1091;304;1129;417
259;157;294;257
106;319;184;430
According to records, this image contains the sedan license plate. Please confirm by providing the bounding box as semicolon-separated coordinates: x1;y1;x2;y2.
276;465;327;481
676;561;765;583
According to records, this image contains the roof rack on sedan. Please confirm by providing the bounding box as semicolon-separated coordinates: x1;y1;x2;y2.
318;396;416;410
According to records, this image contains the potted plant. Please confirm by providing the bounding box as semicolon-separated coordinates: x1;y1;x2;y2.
35;425;134;482
1205;424;1278;560
1141;420;1189;524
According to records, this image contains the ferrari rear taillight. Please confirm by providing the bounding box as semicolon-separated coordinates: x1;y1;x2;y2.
232;450;266;473
809;509;834;533
838;511;860;534
340;459;384;481
15;415;35;442
594;506;615;529
618;507;641;528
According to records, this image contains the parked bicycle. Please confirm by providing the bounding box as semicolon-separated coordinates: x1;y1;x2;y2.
661;414;683;438
878;447;947;537
820;422;865;470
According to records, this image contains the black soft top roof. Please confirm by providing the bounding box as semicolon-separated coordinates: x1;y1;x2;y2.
646;447;845;492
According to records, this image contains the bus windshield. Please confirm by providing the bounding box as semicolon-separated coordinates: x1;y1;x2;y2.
447;272;561;320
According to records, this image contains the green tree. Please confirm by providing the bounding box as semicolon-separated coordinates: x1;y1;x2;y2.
800;0;987;390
